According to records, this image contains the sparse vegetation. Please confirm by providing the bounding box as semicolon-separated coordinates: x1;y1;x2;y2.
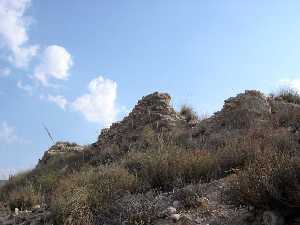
274;88;300;105
180;104;199;122
2;90;300;224
0;171;41;210
124;147;217;191
227;149;300;215
51;165;138;225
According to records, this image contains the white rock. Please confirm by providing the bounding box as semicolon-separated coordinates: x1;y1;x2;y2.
198;197;209;208
33;204;41;209
164;206;177;216
14;208;19;215
169;213;181;222
172;200;182;208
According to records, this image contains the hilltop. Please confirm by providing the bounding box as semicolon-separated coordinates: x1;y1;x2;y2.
0;90;300;225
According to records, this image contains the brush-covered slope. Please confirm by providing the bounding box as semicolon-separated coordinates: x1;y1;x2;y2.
0;90;300;225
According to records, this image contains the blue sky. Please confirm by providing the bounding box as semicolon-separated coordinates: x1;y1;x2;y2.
1;0;300;178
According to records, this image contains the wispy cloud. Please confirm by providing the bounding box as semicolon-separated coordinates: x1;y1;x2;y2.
34;45;73;86
0;0;38;68
48;94;67;110
0;67;11;77
17;80;33;95
72;76;118;126
0;121;29;144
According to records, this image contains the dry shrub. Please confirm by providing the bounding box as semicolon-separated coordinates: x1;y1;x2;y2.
0;168;63;209
87;166;138;210
273;107;300;131
51;165;138;225
0;171;41;210
173;187;202;209
96;193;158;225
214;135;256;175
274;88;300;105
124;146;217;191
180;105;199;123
51;171;93;225
228;149;300;212
215;127;299;177
7;187;41;210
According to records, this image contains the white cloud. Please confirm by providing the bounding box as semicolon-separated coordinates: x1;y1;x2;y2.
17;80;33;94
0;67;10;77
278;78;300;93
0;121;28;144
34;45;73;86
0;0;38;68
72;76;117;126
48;95;67;110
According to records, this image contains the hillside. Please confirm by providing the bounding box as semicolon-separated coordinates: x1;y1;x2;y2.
0;181;6;187
0;90;300;225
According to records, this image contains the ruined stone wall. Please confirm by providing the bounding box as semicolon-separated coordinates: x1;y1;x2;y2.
96;92;183;151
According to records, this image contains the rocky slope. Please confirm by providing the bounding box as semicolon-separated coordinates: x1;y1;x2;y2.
1;90;300;225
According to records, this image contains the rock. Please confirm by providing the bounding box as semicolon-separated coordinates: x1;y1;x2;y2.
15;208;19;215
163;206;177;217
180;214;193;224
172;200;182;208
174;187;200;208
206;90;271;130
38;142;84;166
96;92;183;151
262;211;284;225
32;205;40;210
197;197;209;208
188;90;275;150
169;213;181;222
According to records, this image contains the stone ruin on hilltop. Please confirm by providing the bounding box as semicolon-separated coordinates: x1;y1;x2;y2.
96;92;184;151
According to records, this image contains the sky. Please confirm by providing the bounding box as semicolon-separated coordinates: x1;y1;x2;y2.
1;0;300;178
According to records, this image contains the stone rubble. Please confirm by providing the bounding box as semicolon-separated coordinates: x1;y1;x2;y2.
37;141;84;166
96;92;184;151
0;206;53;225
